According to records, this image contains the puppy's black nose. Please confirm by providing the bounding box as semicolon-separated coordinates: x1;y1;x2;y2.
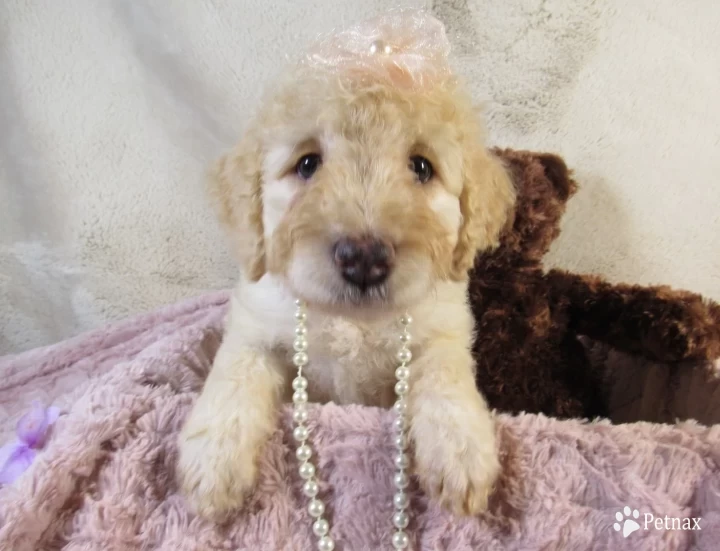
333;236;394;289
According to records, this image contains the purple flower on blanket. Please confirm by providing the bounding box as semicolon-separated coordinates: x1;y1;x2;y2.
0;401;60;485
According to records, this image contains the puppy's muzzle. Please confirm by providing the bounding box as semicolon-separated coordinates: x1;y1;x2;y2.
332;236;394;291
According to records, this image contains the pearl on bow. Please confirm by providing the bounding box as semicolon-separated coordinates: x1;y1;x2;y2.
369;39;394;55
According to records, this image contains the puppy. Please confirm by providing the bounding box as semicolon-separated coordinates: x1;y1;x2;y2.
177;22;515;520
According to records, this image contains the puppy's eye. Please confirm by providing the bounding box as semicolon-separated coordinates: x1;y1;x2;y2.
409;155;434;184
296;154;322;180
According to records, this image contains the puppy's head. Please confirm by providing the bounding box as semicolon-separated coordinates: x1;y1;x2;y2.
209;16;514;314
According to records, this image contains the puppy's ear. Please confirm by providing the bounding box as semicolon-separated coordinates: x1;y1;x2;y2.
450;148;516;279
207;133;266;281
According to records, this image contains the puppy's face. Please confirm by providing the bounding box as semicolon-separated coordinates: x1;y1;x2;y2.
210;70;514;314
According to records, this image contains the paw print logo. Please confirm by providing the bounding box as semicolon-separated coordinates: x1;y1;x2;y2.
614;506;641;538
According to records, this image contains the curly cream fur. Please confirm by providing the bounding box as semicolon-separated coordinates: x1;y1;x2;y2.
179;51;515;520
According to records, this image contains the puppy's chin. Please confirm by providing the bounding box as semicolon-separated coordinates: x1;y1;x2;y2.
285;245;433;319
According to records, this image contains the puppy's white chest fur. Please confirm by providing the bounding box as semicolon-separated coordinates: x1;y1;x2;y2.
298;316;399;406
228;274;409;407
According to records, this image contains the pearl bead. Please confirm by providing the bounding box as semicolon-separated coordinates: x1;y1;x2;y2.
292;376;308;391
296;445;312;462
308;498;325;517
299;461;315;479
293;408;309;424
393;511;409;529
293;336;308;352
394;380;409;396
294;310;307;322
295;325;307;337
394;400;407;414
396;348;412;364
395;366;410;380
293;389;308;404
394;471;409;489
393;491;409;509
394;453;409;470
400;314;413;326
313;517;330;536
392;531;409;549
394;434;408;449
399;332;412;344
295;299;304;307
317;535;335;551
393;416;406;432
293;425;309;442
293;352;309;367
303;479;319;497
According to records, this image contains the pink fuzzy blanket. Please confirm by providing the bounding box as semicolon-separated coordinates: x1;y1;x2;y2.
0;292;718;550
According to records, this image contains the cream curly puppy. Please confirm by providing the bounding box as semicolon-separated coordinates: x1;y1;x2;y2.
177;16;515;521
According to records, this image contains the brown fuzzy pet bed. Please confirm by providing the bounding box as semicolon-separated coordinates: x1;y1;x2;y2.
1;293;719;551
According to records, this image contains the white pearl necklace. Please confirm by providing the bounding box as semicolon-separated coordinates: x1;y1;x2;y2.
291;299;414;550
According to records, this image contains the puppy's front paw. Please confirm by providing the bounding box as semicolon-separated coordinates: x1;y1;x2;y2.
412;404;500;516
176;420;261;520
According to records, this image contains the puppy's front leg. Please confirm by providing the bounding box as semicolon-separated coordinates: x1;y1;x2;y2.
177;338;284;519
409;339;500;516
